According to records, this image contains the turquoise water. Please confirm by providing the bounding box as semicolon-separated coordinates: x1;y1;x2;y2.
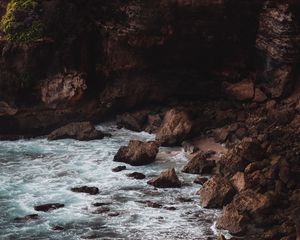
0;123;219;240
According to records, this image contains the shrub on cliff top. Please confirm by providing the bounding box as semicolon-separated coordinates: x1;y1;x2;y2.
0;0;43;42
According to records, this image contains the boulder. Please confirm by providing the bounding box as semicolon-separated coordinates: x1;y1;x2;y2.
112;166;127;172
71;186;99;195
14;214;39;223
224;80;254;101
217;190;271;234
113;140;159;166
116;110;148;132
147;168;181;188
48;122;110;141
182;152;216;174
156;109;192;146
194;176;208;185
199;175;235;208
127;172;146;179
145;114;162;133
254;88;267;103
0;101;17;116
218;139;264;177
34;203;64;212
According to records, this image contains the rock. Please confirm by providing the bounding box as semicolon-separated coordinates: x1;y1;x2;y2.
14;214;39;223
230;172;246;192
193;176;208;185
156;109;192;146
164;206;176;211
34;203;64;212
0;101;17;116
182;152;216;174
71;186;99;195
116;110;148;132
217;235;226;240
176;197;193;203
40;72;87;106
48;122;109;141
217;190;271;234
127;172;146;180
199;175;235;208
145;114;162;133
218;139;264;177
51;225;64;231
113;140;159;166
147;168;181;188
145;201;162;208
182;141;199;154
254;88;267;103
112;166;127;172
92;202;111;207
92;207;110;214
224;80;254;101
108;212;120;217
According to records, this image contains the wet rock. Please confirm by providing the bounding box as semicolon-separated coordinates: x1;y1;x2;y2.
92;207;110;214
182;141;199;154
113;140;159;166
199;175;235;208
145;114;162;133
108;212;120;217
116;110;148;132
34;203;64;212
127;172;146;180
217;190;271;234
182;152;216;174
147;168;181;188
48;122;109;141
156;109;192;146
71;186;99;195
0;101;17;116
193;176;208;185
176;197;193;203
112;166;127;172
14;214;39;223
164;206;176;211
51;225;64;231
92;202;111;207
224;80;254;101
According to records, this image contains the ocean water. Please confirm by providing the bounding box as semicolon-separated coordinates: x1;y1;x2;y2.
0;123;221;240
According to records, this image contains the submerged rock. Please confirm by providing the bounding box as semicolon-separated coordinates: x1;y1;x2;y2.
156;109;192;146
113;140;159;166
112;166;127;172
199;175;235;208
71;186;99;195
147;168;181;188
34;203;64;212
14;214;39;223
92;207;110;214
51;225;65;231
48;122;110;141
127;172;146;179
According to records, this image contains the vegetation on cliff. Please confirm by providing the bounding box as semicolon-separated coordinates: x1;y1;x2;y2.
0;0;43;42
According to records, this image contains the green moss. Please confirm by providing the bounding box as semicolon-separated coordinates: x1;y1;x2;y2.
0;0;43;42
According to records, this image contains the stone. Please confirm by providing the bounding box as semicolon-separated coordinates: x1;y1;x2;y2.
230;172;246;192
147;168;181;188
71;186;99;195
48;122;110;141
40;72;87;106
92;207;110;214
112;166;127;172
127;172;146;180
182;152;216;174
199;175;235;208
224;80;254;101
0;101;17;116
34;203;64;212
217;190;271;234
254;88;267;103
14;214;39;223
116;110;148;132
113;140;159;166
51;226;64;231
193;176;208;185
156;109;192;146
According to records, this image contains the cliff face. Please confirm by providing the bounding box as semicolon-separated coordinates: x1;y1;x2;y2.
0;0;300;134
